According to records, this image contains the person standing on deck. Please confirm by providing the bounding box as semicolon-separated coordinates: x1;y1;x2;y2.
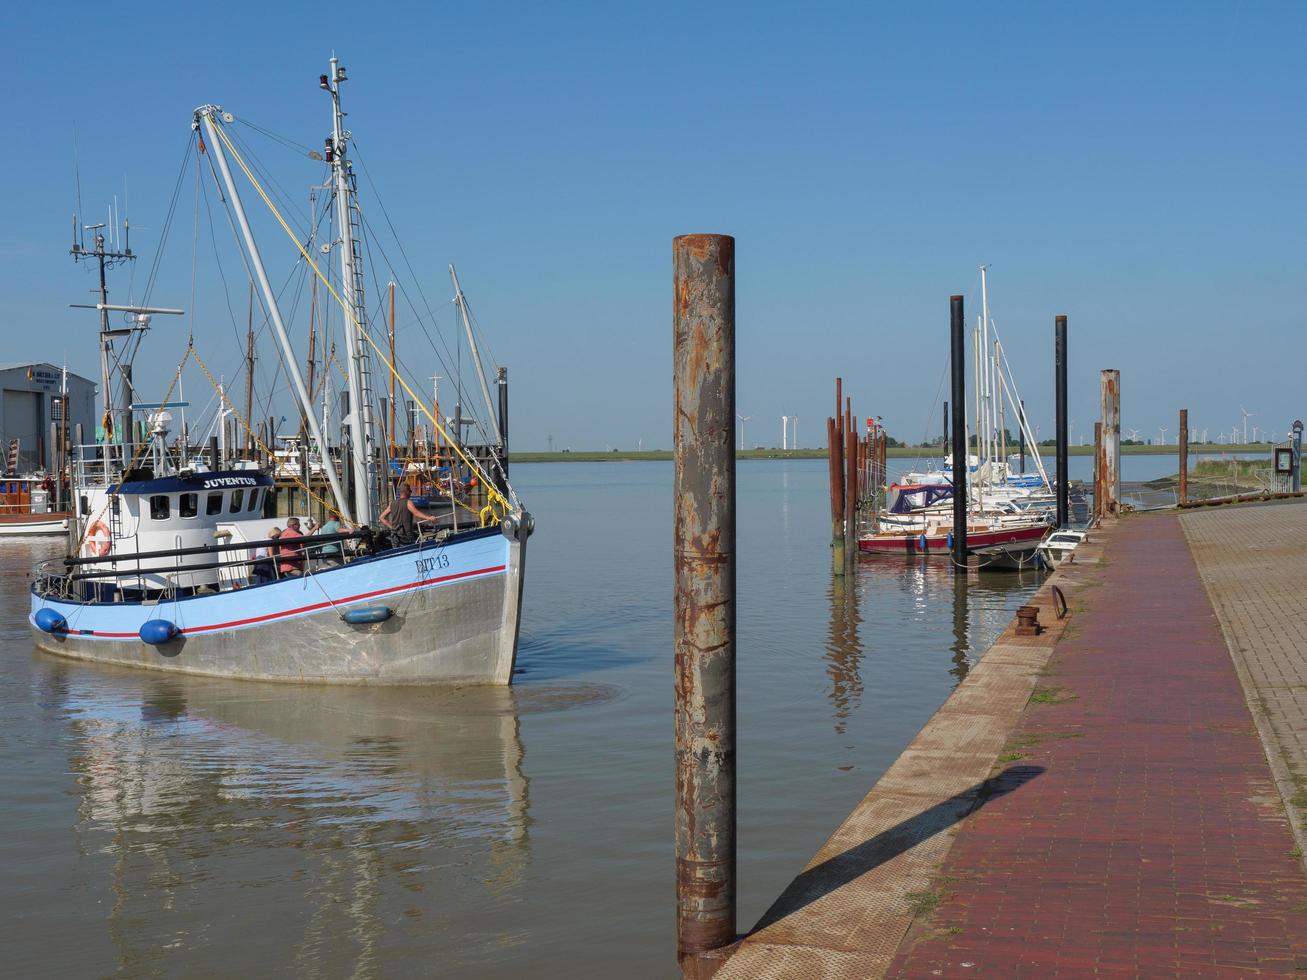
277;517;306;576
380;484;435;546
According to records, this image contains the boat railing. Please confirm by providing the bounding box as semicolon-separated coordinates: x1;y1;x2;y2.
38;529;370;601
62;529;367;570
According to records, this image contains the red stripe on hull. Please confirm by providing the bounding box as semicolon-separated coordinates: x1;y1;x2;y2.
858;524;1048;555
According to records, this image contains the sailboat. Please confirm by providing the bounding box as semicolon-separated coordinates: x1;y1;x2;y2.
859;267;1052;565
30;58;532;685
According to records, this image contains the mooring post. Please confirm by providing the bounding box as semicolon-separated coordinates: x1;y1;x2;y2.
673;234;736;974
827;417;845;574
1100;369;1120;517
1055;316;1069;528
1293;420;1304;493
1179;409;1189;504
950;295;968;563
1093;421;1103;521
844;417;858;562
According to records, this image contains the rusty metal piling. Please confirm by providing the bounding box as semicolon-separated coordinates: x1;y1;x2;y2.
950;295;968;564
1100;369;1121;516
1093;421;1103;520
845;418;858;563
1179;409;1189;504
1055;316;1069;528
673;234;737;974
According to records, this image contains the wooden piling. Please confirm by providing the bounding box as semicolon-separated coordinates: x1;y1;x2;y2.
1100;369;1121;516
828;415;845;572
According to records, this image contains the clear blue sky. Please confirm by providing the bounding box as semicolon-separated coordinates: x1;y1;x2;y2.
6;2;1304;451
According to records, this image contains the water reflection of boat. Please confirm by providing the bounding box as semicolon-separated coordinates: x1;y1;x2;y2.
44;659;532;972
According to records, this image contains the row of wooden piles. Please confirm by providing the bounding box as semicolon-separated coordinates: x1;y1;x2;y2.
825;376;887;573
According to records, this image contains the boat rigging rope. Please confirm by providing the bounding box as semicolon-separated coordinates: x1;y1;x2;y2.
206;116;513;519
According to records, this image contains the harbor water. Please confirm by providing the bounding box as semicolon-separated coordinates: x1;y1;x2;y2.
7;459;1066;976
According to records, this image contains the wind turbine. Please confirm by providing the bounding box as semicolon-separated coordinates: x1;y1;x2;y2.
1241;406;1255;445
790;416;798;450
1127;427;1140;442
781;415;789;450
1159;425;1168;445
737;414;751;451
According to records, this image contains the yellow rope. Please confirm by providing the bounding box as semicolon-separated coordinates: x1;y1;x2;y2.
208;116;510;520
190;343;346;523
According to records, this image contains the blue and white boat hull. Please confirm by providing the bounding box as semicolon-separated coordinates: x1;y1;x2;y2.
30;524;527;685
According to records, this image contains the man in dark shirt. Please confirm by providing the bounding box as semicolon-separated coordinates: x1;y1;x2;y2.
379;484;435;546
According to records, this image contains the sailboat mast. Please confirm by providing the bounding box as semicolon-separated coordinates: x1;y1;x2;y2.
326;56;378;525
980;265;991;466
198;107;355;524
388;281;396;460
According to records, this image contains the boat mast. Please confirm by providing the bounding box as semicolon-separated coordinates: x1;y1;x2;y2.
71;220;133;468
197;106;355;524
325;56;379;525
449;264;502;448
980;264;991;469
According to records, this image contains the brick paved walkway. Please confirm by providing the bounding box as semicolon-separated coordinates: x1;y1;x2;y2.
890;513;1307;976
1183;502;1307;858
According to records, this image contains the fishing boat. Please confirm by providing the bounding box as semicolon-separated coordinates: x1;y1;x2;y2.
31;58;532;685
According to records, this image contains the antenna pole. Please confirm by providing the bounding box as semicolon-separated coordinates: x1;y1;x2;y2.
199;108;354;523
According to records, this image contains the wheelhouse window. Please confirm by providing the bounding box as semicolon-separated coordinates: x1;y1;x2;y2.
248;489;261;512
80;495;89;517
229;489;245;514
206;492;224;516
180;493;198;518
150;495;170;520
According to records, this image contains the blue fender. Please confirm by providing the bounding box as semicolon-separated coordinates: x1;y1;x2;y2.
139;619;180;645
342;605;393;625
34;608;67;634
917;533;928;551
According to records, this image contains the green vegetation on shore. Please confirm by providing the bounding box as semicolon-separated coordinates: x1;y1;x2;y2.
511;444;1274;464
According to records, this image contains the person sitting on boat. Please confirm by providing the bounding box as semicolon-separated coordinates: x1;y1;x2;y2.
306;515;346;567
277;517;306;576
252;528;280;584
380;483;435;546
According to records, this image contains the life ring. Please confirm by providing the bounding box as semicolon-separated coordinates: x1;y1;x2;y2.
87;521;112;557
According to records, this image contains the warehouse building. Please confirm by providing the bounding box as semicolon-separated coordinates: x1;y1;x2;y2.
0;363;97;473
